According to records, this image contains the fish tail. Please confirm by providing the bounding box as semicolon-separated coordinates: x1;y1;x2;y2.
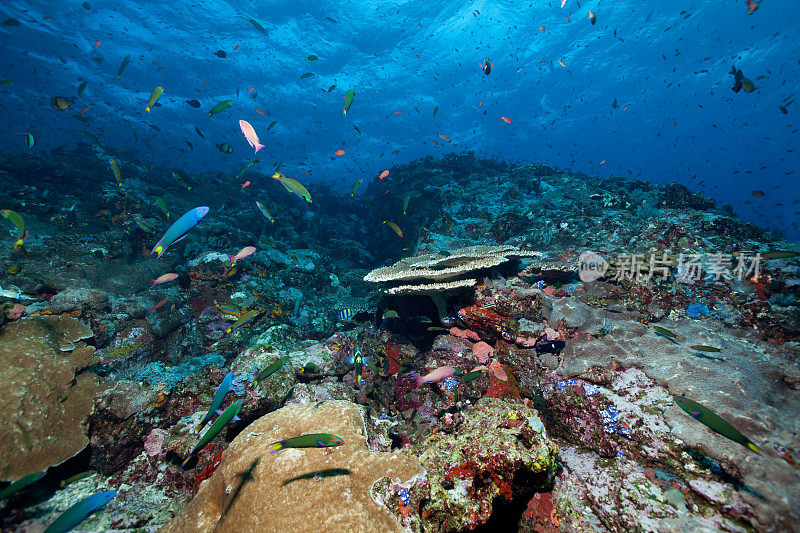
414;374;423;388
746;441;762;454
255;143;265;154
181;453;195;468
146;106;151;113
269;441;283;453
150;279;156;288
195;423;204;432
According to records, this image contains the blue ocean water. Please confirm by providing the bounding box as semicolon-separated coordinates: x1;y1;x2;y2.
0;0;796;236
1;1;799;531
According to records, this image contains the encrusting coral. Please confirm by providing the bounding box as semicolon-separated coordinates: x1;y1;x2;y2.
0;315;102;480
161;400;424;533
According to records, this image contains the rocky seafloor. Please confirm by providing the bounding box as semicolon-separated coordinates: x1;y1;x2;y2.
0;148;798;532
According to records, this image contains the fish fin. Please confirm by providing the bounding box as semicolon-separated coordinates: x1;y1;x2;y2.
216;409;224;415
747;442;762;454
414;374;423;388
211;386;219;391
233;416;241;422
255;143;265;154
269;442;283;453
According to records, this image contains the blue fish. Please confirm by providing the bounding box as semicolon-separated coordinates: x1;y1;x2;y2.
151;206;209;258
44;490;116;533
196;372;233;431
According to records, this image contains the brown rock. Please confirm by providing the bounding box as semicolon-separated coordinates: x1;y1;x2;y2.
161;401;423;533
0;315;103;480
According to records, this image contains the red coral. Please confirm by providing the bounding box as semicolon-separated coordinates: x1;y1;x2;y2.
194;448;223;489
446;460;478;480
459;305;505;333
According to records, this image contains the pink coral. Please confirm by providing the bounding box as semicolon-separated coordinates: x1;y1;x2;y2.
543;327;560;341
472;341;494;364
144;428;168;457
449;327;480;342
6;304;25;320
490;360;508;381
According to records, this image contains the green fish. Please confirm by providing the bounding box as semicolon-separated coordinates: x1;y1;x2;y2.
81;130;100;143
217;143;233;153
248;17;268;36
59;470;97;488
2;18;21;27
194;126;205;138
762;250;799;260
673;395;762;454
267;120;278;131
433;105;439;118
116;54;131;79
270;433;344;452
172;169;193;190
305;55;319;61
327;84;336;93
273;173;312;203
654;326;679;343
208;99;233;117
353;124;361;136
255;201;275;223
45;492;117;533
0;471;46;500
196;372;233;432
401;193;411;215
1;209;25;240
155;197;170;218
235;158;259;180
350;178;362;197
300;72;315;79
19;132;34;148
252;356;288;387
343;88;355;116
0;79;13;86
145;86;163;113
690;344;722;352
281;468;351;486
455;368;488;383
226;309;259;334
77;80;88;98
325;16;337;23
182;399;245;468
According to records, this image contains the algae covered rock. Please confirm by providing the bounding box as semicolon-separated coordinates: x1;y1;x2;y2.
0;315;103;480
161;400;424;532
416;397;558;532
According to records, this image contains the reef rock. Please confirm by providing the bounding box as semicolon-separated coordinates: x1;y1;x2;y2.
161;400;424;533
0;315;103;480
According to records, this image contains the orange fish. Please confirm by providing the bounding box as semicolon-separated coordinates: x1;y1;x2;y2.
241;180;251;189
746;0;759;14
234;45;240;51
622;104;628;111
256;109;265;115
80;106;89;114
588;10;596;24
301;170;311;175
379;170;390;179
557;59;567;67
248;87;255;92
478;101;483;107
539;26;546;31
500;115;512;124
149;299;167;311
93;40;101;50
392;150;399;155
599;160;606;165
566;15;571;22
438;134;451;142
394;110;402;114
202;81;208;86
334;149;345;156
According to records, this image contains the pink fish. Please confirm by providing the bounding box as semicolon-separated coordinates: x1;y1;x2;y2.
151;273;178;287
229;246;256;265
239;120;264;154
415;366;454;387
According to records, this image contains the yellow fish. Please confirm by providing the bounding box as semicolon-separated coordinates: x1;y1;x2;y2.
382;220;403;237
